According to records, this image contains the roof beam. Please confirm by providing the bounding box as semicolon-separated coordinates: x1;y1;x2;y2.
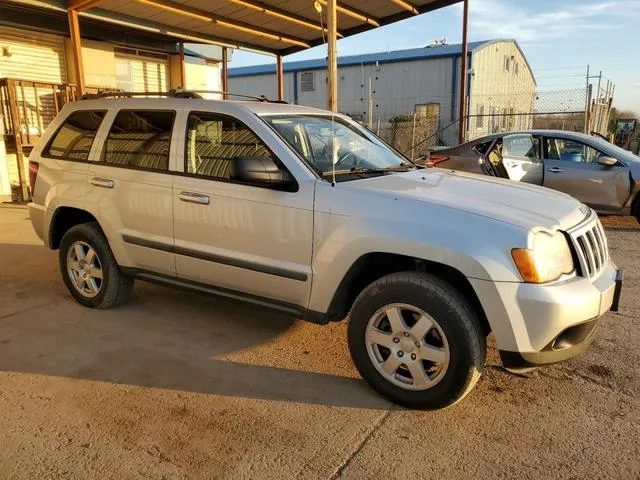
132;0;311;48
388;0;420;15
67;0;104;11
227;0;343;38
317;0;380;27
80;8;278;54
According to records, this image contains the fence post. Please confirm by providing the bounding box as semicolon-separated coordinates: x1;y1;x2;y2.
367;76;373;130
411;112;417;161
6;79;28;202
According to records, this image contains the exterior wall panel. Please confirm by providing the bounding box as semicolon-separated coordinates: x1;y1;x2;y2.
468;41;536;140
0;25;67;83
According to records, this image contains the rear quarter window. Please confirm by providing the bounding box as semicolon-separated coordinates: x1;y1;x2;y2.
473;141;493;155
43;110;106;161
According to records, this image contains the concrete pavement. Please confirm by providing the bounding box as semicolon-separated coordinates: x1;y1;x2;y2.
0;205;638;479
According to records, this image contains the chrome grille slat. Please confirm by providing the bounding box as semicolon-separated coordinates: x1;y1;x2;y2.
567;211;609;281
586;230;600;271
592;226;605;267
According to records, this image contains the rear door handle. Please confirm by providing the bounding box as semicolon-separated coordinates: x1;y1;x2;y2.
179;191;210;205
90;177;115;188
547;167;564;173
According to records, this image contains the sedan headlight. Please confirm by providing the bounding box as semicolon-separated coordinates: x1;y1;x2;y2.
512;231;574;283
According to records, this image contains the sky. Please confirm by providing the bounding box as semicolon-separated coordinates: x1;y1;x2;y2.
228;0;640;115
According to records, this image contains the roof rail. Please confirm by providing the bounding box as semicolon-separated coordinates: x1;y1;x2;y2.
81;89;287;103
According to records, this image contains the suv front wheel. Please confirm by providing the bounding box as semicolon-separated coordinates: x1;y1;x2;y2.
59;222;134;308
348;272;486;409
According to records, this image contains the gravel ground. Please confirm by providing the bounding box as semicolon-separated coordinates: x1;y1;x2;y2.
0;205;638;479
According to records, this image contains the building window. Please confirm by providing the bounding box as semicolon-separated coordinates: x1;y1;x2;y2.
514;61;519;76
104;110;175;171
300;71;315;92
503;55;510;72
44;110;106;161
476;104;485;128
115;58;134;92
185;112;273;182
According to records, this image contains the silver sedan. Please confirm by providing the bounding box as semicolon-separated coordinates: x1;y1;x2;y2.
428;130;640;222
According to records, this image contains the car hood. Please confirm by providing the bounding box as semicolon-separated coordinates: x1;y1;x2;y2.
347;169;586;231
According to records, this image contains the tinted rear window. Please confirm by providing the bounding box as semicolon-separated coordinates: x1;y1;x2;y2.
104;110;175;171
44;110;106;160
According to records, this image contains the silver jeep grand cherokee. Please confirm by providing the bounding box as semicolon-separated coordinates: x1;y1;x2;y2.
27;93;623;409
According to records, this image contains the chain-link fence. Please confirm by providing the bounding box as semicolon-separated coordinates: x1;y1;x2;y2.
349;86;614;155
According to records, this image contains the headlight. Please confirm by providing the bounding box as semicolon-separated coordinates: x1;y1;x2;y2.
511;231;574;283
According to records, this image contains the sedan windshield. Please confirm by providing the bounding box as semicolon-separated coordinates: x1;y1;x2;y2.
263;114;413;179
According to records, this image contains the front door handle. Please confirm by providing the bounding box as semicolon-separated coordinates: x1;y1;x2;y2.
179;191;210;205
90;177;115;188
547;167;564;173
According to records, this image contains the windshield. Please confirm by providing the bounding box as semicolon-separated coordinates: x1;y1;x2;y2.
263;114;412;179
589;136;640;164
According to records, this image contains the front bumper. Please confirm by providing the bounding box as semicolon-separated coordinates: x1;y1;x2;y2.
470;261;621;368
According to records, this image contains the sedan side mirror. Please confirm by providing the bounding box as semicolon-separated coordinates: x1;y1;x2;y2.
598;156;617;167
230;156;297;191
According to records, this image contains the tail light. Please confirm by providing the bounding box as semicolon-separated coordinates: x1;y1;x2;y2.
426;155;449;167
28;161;39;194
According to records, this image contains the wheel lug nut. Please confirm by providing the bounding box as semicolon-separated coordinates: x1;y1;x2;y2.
403;332;409;337
398;351;404;357
415;341;420;348
411;353;416;360
393;337;399;343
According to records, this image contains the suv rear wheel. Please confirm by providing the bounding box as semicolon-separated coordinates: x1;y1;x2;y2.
348;272;485;409
59;222;133;308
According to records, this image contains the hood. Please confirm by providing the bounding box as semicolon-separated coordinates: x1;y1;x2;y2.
347;169;586;231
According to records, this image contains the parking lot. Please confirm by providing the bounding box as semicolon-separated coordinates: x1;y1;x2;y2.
0;204;638;479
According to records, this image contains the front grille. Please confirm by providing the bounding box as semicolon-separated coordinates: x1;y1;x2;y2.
567;211;609;280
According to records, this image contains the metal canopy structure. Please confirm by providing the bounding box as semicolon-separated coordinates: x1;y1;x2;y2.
6;0;462;108
65;0;460;55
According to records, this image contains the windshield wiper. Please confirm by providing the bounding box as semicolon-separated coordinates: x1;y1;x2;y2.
322;163;413;176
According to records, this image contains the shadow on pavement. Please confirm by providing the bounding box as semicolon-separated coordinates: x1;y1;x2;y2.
0;243;389;410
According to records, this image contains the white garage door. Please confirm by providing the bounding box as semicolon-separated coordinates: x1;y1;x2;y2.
0;25;67;83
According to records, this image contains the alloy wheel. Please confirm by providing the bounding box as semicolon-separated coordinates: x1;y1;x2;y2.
365;303;450;391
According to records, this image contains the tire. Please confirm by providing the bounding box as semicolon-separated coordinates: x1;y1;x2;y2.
347;272;485;410
59;222;133;308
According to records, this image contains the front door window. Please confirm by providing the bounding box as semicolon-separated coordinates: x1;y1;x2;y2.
544;138;602;163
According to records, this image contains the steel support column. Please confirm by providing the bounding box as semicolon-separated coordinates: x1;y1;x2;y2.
179;42;186;88
276;55;284;101
67;9;86;95
458;0;469;143
327;0;338;112
222;47;228;99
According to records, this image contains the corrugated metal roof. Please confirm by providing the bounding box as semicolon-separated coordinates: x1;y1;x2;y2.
228;40;493;77
14;0;462;56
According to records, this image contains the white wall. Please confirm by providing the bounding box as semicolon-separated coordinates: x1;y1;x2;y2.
468;41;536;140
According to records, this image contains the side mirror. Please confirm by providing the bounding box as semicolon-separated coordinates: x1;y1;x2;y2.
598;156;617;167
230;156;296;190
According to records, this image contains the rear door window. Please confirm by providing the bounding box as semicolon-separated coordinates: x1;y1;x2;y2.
44;110;106;160
103;110;175;171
